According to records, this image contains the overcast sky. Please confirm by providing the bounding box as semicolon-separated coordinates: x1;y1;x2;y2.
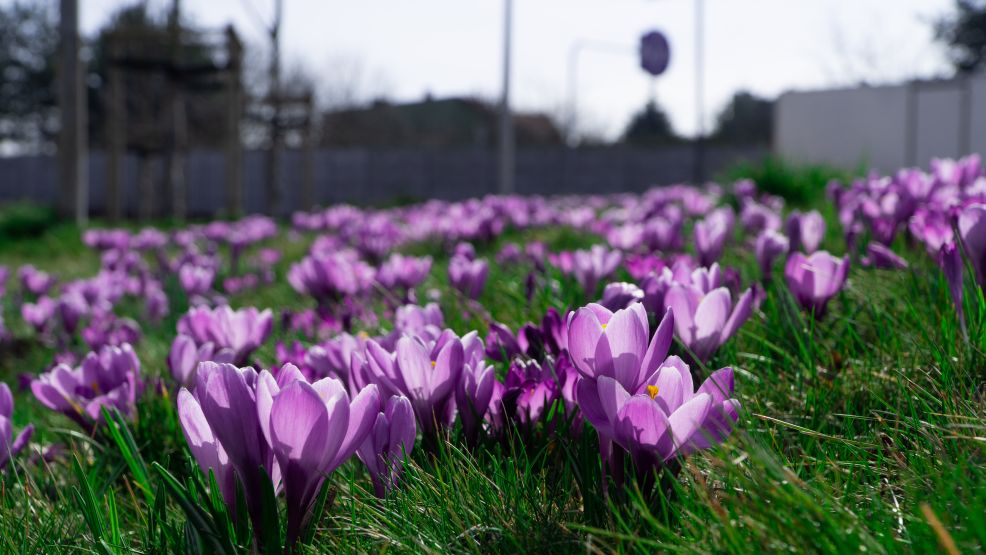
75;0;955;139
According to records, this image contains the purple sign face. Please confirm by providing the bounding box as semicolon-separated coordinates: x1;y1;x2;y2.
640;30;670;76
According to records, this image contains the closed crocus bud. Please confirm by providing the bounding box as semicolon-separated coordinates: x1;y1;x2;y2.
664;285;754;362
694;208;734;266
448;256;489;300
785;210;826;254
456;358;495;445
598;282;645;311
861;242;908;270
572;245;622;297
357;395;417;498
179;264;215;297
958;203;986;289
754;230;789;282
485;321;521;362
938;243;966;336
0;383;34;471
784;251;850;317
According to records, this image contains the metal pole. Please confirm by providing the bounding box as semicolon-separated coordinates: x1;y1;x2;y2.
58;0;87;225
693;0;706;184
497;0;515;195
267;0;284;216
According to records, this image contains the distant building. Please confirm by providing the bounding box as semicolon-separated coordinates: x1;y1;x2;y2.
321;96;563;148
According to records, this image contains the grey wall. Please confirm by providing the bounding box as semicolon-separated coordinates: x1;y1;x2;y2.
775;74;986;172
0;144;766;218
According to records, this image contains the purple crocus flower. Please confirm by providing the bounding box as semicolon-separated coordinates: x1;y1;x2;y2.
18;265;56;296
21;296;56;334
169;334;234;388
178;362;272;541
664;285;754;362
754;230;789;283
958;203;986;289
31;343;142;429
357;395;417;498
256;366;379;544
288;249;376;305
572;245;622;297
448;256;488;300
694;208;734;266
355;332;465;439
598;282;645;311
567;303;674;394
581;360;739;474
784;251;850;317
0;383;34;470
861;242;908;270
376;254;432;298
485;321;521;362
938;243;966;337
178;305;273;365
785;210;826;254
456;332;495;444
179;264;215;297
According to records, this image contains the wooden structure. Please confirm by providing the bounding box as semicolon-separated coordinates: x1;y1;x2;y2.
103;19;244;220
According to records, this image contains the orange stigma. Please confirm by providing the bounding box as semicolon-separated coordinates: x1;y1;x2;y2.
647;385;659;399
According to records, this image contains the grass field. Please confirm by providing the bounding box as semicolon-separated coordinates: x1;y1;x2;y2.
0;175;984;553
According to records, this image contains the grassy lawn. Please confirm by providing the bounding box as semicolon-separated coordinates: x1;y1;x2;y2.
0;190;984;553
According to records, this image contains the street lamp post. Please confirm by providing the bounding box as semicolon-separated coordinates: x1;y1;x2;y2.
497;0;514;195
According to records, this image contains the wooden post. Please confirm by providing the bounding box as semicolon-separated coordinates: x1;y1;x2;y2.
266;0;284;216
302;92;315;210
225;26;243;218
58;0;88;225
105;36;124;222
138;152;154;221
167;0;187;221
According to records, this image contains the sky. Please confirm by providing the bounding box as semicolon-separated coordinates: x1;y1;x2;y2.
74;0;955;140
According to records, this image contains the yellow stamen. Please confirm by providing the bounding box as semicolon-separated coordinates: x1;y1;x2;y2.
601;323;607;331
357;330;369;339
647;385;660;399
431;360;436;368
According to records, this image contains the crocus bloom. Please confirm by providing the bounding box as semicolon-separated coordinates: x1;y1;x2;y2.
178;305;273;365
572;245;622;296
21;296;56;334
18;265;56;296
0;383;34;470
32;343;142;429
938;243;966;336
179;264;215;297
958;203;986;289
448;256;488;300
598;282;645;311
580;360;739;471
169;334;234;388
357;395;416;498
456;333;495;444
376;254;432;294
664;284;754;362
256;365;379;544
288;249;376;303
567;303;673;393
389;334;464;437
861;242;908;270
754;230;789;283
785;210;826;253
694;208;734;266
784;251;850;317
485;322;521;362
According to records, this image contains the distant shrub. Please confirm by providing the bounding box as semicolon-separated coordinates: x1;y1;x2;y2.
0;202;57;241
720;156;862;205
